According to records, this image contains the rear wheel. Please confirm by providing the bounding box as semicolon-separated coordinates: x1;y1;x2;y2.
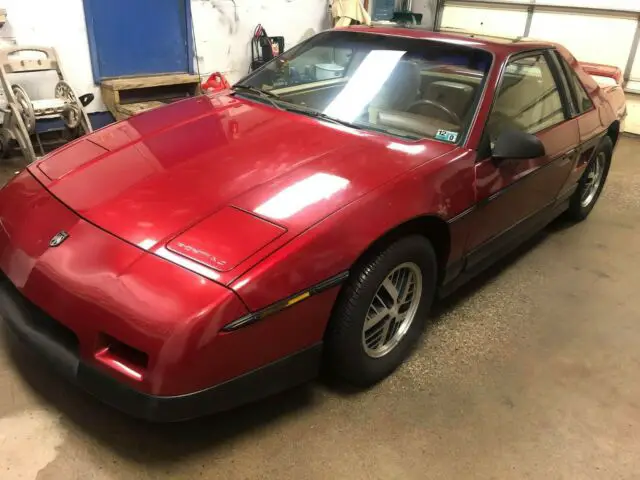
567;136;612;221
325;236;437;386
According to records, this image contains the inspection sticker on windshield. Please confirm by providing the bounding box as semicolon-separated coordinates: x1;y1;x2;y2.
435;129;458;143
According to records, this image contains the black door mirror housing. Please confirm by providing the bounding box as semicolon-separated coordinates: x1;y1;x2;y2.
79;93;95;108
492;129;546;160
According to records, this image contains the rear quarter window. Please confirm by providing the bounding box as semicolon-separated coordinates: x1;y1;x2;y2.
556;54;594;114
569;69;594;113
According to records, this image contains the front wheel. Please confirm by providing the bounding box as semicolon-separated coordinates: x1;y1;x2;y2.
567;136;612;221
325;236;437;386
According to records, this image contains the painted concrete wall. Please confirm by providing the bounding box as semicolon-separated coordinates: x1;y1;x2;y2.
0;0;331;113
192;0;331;84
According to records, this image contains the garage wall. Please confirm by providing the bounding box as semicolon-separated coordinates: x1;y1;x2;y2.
528;11;637;73
192;0;331;84
440;1;640;71
441;4;528;37
0;0;331;114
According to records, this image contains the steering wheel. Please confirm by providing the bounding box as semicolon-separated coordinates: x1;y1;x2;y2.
407;99;461;126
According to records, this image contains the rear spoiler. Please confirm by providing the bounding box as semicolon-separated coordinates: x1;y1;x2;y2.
580;62;623;87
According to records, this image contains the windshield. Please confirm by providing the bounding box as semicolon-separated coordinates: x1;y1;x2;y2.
238;30;492;142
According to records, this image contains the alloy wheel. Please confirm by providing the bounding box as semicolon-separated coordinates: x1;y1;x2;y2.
362;262;423;358
581;152;606;208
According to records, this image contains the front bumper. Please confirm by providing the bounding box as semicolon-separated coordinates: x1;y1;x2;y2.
0;276;321;421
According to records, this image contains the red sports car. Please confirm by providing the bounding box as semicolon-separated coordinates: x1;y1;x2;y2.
0;27;626;421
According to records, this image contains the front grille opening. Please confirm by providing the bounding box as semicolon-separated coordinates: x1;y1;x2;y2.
96;334;149;381
105;338;149;369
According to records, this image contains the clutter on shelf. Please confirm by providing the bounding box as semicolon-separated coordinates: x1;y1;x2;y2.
250;24;285;72
392;0;423;25
201;72;231;93
330;0;372;27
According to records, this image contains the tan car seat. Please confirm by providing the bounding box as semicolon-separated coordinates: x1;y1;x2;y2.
487;74;544;139
423;80;475;122
368;61;421;123
490;61;564;138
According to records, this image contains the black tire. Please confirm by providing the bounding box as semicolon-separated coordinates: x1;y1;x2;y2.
566;136;612;221
325;235;437;386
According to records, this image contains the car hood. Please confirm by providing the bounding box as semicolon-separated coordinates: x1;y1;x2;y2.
30;94;455;277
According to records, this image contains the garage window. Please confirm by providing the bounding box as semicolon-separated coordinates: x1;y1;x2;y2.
487;53;566;140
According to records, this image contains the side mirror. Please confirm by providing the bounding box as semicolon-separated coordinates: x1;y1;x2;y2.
79;93;95;107
492;129;545;160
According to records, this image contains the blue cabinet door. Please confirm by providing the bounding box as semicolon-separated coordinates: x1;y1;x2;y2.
373;0;396;21
84;0;192;80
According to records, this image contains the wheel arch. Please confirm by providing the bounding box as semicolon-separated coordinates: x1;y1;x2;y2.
350;214;451;285
607;120;620;147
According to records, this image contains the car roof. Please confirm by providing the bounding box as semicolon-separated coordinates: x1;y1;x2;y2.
341;25;553;55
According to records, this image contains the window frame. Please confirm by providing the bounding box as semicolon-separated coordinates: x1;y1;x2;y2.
478;48;574;159
553;51;595;116
548;49;578;117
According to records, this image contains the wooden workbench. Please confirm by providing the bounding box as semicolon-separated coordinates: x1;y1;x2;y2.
101;73;202;121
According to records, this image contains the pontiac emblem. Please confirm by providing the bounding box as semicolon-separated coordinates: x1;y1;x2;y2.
49;231;69;247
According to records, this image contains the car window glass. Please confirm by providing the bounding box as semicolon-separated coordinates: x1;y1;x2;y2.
285;46;354;87
241;31;493;142
554;53;594;116
487;54;566;141
568;66;594;114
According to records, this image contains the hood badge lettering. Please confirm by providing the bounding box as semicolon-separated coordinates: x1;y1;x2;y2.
49;231;69;247
175;242;227;268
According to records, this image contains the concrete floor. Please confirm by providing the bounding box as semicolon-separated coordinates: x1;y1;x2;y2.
1;136;640;479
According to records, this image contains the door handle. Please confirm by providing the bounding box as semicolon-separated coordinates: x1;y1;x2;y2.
559;149;578;165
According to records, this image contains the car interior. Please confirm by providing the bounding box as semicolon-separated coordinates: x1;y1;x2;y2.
485;56;566;141
268;48;487;140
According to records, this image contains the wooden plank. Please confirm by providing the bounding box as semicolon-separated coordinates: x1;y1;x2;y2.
102;73;201;91
117;101;165;117
100;86;118;119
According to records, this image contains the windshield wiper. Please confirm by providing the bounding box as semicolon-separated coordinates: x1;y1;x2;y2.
232;86;361;130
232;84;283;110
286;105;363;130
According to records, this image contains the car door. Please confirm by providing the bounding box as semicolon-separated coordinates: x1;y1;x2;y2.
552;50;605;200
464;50;580;271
